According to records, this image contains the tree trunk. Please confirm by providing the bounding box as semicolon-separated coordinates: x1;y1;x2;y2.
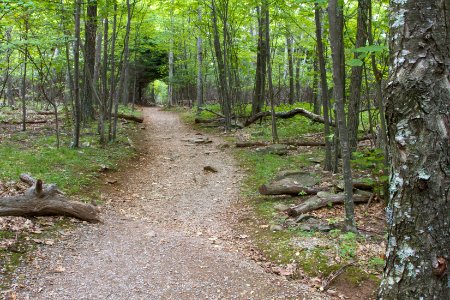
252;5;267;116
196;6;203;111
83;0;97;120
211;0;230;131
112;0;131;141
264;0;278;143
328;0;356;232
21;16;29;132
378;0;449;298
314;4;332;171
72;0;82;148
347;0;369;153
168;0;175;107
108;0;117;141
286;34;294;104
99;15;108;145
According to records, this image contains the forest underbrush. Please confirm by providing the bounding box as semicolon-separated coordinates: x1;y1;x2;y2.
0;104;141;289
188;103;388;299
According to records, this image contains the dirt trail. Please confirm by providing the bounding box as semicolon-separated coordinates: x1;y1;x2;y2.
15;107;323;300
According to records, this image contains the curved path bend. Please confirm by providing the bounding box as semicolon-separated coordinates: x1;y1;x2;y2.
15;107;323;300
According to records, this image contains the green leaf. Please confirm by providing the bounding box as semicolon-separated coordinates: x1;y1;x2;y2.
353;45;387;53
347;58;364;67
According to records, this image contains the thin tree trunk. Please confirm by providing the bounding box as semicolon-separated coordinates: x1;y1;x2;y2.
112;0;131;141
264;0;277;143
347;0;369;153
211;0;230;131
72;0;82;147
328;0;355;232
286;34;294;104
100;13;109;145
314;4;332;171
252;5;267;116
196;6;203;112
83;0;98;120
21;17;29;132
108;0;117;141
378;0;449;298
168;0;174;107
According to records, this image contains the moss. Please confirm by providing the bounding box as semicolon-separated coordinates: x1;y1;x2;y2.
342;266;372;286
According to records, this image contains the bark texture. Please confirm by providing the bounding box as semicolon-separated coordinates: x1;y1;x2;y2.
378;0;450;298
328;0;356;231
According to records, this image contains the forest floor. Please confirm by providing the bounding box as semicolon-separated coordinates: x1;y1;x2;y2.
8;107;328;299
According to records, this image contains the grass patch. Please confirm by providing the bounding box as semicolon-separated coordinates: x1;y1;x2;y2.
0;106;139;197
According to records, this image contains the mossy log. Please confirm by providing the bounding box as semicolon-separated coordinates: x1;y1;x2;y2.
0;174;100;223
116;113;144;123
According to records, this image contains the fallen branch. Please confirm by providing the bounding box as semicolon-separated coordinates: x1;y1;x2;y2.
244;108;335;127
198;107;225;118
287;191;372;216
236;141;269;148
321;261;355;291
0;174;100;223
1;120;47;125
116;113;143;123
236;141;326;147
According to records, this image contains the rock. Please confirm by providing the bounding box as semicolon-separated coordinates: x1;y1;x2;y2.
270;224;283;232
273;203;290;212
146;231;157;238
297;218;332;232
294;214;317;223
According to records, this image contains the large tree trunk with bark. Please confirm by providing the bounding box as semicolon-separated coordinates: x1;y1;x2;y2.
378;1;449;298
0;175;100;223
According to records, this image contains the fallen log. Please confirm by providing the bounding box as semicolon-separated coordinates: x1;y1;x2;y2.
259;171;321;196
198;107;225;118
195;117;223;124
236;141;269;148
236;140;326;148
1;120;47;125
116;113;143;123
0;174;100;223
244;108;336;127
287;191;371;217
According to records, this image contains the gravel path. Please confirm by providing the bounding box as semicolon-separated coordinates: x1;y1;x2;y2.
14;107;323;300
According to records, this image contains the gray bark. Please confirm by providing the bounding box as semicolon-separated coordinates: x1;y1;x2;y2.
378;0;449;298
72;0;82;147
347;0;369;152
328;0;356;232
314;4;332;171
196;6;203;110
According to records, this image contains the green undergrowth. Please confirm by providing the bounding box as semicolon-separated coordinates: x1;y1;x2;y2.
1;105;141;288
0;108;139;197
181;103;384;290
